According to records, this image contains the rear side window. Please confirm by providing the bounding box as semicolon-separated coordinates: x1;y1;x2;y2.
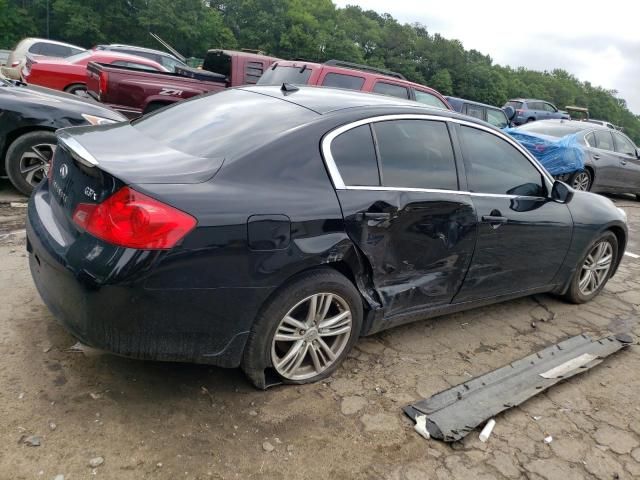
373;120;458;190
28;42;44;54
321;73;365;91
465;104;485;120
257;65;312;85
245;61;266;84
39;43;73;57
594;130;614;151
459;126;545;196
373;82;409;99
414;90;448;109
331;125;379;186
486;108;509;129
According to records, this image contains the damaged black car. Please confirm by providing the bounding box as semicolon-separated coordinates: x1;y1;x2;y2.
27;86;627;388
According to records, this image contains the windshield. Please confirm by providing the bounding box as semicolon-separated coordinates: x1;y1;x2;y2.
517;122;585;137
65;51;91;64
257;65;313;86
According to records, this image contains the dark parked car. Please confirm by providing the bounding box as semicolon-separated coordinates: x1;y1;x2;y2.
505;98;570;125
27;86;627;389
0;78;126;195
516;119;640;195
445;96;511;129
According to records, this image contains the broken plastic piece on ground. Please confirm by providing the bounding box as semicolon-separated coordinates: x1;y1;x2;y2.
544;435;553;444
403;334;631;442
479;418;496;442
64;341;104;357
414;414;430;440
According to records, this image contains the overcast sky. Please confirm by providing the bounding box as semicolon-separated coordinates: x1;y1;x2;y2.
334;0;640;113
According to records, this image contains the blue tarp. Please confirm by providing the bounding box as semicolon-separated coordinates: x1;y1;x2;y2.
504;128;585;176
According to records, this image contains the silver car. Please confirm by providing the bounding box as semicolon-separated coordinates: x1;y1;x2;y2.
517;119;640;197
1;37;84;80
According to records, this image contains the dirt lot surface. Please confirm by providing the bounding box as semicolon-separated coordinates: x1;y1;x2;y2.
1;179;639;480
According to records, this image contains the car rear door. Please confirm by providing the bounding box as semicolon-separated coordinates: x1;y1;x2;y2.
323;116;477;318
452;123;573;302
588;130;622;190
612;131;640;192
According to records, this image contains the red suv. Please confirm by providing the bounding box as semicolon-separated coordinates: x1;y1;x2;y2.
257;59;451;110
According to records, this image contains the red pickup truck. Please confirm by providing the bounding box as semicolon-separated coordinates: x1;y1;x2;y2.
86;49;280;118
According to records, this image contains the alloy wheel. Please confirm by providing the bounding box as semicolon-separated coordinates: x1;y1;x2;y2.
271;292;353;381
20;143;56;187
572;172;591;191
578;241;613;295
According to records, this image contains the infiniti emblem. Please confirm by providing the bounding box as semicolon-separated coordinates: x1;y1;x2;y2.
59;164;68;178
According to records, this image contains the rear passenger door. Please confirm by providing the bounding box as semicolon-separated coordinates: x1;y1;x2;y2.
324;117;478;319
587;130;621;189
453;124;573;302
612;131;640;191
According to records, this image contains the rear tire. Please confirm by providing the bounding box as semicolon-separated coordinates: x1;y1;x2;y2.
563;231;617;304
526;117;535;123
5;130;57;196
64;83;88;97
569;170;592;191
242;269;363;387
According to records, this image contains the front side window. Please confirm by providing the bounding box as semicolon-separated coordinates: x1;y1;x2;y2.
613;132;636;156
322;73;365;91
585;132;596;147
594;130;614;151
330;125;379;186
373;82;409;99
487;108;509;129
459;126;545;197
373;120;458;190
527;102;542;111
415;90;448;109
543;103;557;112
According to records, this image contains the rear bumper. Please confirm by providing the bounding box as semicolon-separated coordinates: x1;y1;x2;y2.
26;190;267;368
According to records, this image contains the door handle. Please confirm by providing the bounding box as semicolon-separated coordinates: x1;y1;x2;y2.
592;154;600;160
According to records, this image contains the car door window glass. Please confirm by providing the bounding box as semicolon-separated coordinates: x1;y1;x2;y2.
373;82;409;99
330;125;380;186
373;120;458;190
585;132;596;147
460;125;545;197
321;72;365;91
465;104;485;121
486;108;509;128
543;103;557;112
613;132;636;156
414;90;448;109
594;130;614;151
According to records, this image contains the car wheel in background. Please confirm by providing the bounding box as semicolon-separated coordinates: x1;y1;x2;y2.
564;231;617;304
526;118;535;123
64;83;88;97
242;269;363;387
569;170;592;191
5;130;57;196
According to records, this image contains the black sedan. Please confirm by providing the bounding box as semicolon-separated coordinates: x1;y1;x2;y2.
0;77;125;195
515;119;640;195
27;86;627;388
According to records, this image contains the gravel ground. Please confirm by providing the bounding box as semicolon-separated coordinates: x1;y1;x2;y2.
0;179;639;480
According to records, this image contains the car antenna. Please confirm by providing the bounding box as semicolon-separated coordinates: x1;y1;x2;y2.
281;83;299;94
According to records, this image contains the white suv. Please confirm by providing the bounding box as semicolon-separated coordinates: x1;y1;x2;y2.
2;38;85;80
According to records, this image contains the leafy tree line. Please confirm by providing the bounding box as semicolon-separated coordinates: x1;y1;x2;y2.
2;0;639;141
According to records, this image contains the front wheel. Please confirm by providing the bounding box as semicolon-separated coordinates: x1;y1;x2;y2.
5;131;57;196
242;269;363;387
564;231;617;304
569;170;592;191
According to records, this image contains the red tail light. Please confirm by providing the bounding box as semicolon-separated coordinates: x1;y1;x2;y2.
99;71;108;99
516;109;524;115
11;61;19;67
72;187;196;250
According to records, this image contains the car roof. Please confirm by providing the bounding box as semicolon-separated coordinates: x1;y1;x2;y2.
240;85;476;122
98;44;179;59
524;118;610;131
445;96;503;111
207;49;280;62
510;98;552;103
19;37;84;50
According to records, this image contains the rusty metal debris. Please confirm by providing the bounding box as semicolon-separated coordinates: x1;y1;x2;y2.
404;333;633;442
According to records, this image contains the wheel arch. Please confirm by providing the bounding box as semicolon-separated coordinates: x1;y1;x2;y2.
607;224;627;275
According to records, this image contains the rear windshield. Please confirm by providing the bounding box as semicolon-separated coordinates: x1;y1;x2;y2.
505;101;523;109
132;89;317;160
517;122;585;137
257;65;313;86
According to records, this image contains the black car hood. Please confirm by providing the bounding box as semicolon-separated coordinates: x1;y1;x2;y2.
0;82;125;122
58;123;223;184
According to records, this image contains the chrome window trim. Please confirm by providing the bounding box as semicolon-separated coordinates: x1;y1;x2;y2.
321;113;554;192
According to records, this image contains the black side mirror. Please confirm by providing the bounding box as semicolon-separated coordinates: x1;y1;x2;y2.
551;180;574;203
503;106;516;121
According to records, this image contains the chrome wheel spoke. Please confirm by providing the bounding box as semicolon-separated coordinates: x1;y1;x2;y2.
578;241;613;295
